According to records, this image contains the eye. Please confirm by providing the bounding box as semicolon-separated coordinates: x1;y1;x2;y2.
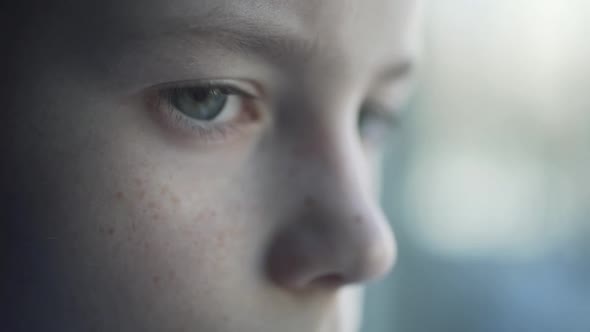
358;101;398;147
168;86;242;122
154;81;260;142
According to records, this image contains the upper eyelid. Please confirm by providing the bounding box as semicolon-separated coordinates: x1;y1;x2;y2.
362;102;397;122
166;85;256;100
152;79;260;97
363;99;401;116
150;78;406;115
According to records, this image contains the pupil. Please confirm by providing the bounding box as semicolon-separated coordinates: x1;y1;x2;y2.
192;89;217;102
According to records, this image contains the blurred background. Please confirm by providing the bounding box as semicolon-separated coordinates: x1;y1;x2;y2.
363;1;590;331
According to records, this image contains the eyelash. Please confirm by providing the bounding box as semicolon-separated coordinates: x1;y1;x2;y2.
150;81;399;147
155;81;258;142
358;101;400;146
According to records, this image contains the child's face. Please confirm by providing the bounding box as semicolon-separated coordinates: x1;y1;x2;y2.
6;0;418;331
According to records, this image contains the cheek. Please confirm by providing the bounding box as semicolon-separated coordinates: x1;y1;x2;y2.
75;90;264;290
109;170;252;289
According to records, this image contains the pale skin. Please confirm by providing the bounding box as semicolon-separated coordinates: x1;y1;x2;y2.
3;0;419;331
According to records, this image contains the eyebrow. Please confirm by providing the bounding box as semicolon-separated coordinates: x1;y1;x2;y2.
125;13;414;84
131;16;319;68
376;60;414;84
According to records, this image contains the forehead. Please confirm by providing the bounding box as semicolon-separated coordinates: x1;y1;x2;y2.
14;0;419;97
99;0;416;36
43;0;417;63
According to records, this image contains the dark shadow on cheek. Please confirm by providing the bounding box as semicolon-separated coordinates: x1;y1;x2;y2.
3;193;69;331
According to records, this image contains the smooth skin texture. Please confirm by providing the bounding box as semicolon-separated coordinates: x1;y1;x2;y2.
3;0;419;331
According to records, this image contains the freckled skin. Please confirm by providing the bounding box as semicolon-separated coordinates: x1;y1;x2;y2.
2;0;420;331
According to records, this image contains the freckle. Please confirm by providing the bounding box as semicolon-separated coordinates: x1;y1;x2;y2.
148;201;156;209
169;270;176;280
171;195;180;205
304;196;315;208
153;275;160;285
144;242;150;251
217;234;226;248
134;178;143;186
115;191;125;200
138;190;146;199
195;209;215;222
292;145;307;158
131;222;136;232
160;186;168;195
287;167;296;177
354;215;364;224
152;213;160;220
107;227;115;236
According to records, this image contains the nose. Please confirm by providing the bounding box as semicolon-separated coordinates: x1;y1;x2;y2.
264;137;396;290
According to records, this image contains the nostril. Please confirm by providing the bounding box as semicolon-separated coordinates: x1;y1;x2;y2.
312;274;346;288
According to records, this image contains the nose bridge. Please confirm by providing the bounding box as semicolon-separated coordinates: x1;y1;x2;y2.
265;122;396;290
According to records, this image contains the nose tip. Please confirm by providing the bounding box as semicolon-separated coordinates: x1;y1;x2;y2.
265;204;396;291
341;215;396;284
